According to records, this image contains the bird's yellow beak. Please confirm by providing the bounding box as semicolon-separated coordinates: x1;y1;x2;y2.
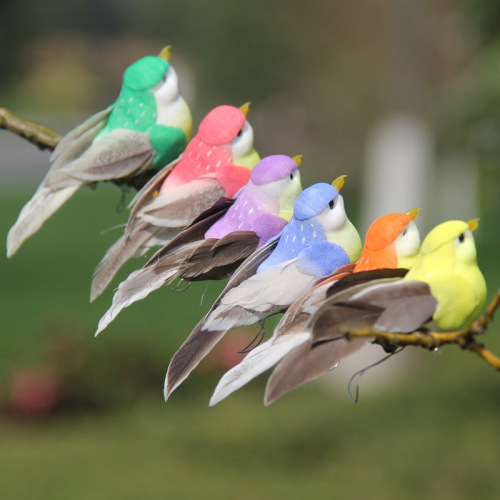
407;207;420;220
332;175;347;192
467;218;479;232
292;154;302;167
239;102;251;116
159;46;171;62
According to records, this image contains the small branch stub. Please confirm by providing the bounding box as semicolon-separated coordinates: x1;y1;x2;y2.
0;107;61;151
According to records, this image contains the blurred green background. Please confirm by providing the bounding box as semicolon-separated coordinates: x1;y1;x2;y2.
1;1;500;498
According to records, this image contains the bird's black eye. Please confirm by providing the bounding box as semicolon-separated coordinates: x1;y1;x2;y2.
329;199;335;209
289;172;294;180
459;233;465;243
237;128;243;137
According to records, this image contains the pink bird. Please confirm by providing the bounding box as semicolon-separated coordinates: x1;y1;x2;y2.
91;104;260;300
95;154;303;334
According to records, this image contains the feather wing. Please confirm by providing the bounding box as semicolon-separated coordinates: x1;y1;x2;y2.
96;231;260;333
264;278;437;404
50;107;112;164
61;128;154;182
311;278;437;342
203;259;318;331
175;231;260;282
164;239;279;399
90;222;172;301
209;332;311;406
126;158;180;227
137;178;225;228
145;197;234;262
7;108;111;257
7;184;80;257
264;336;368;405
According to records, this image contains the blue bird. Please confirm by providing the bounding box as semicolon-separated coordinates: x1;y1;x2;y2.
164;179;362;399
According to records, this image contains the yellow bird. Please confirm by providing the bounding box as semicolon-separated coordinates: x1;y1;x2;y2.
405;219;486;331
263;219;486;405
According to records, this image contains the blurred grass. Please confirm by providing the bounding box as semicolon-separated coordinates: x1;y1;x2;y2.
1;185;500;499
0;184;229;358
1;372;500;500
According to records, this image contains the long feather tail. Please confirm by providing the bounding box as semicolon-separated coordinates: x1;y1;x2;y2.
209;333;310;406
164;321;227;400
96;265;176;334
91;223;183;301
7;185;80;257
264;337;369;405
90;225;152;301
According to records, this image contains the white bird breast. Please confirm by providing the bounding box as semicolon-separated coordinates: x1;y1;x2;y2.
453;229;478;265
153;66;179;103
258;168;302;201
153;66;188;128
230;121;254;159
315;194;347;232
393;220;421;259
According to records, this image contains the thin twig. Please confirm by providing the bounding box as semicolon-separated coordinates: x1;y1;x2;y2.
345;290;500;371
0;107;61;150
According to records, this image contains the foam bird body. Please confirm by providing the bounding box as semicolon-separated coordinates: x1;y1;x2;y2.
90;104;260;300
95;154;303;333
263;219;486;405
404;219;486;330
164;180;362;399
7;48;192;257
209;211;421;405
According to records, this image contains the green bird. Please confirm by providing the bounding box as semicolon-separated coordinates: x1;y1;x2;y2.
7;46;192;257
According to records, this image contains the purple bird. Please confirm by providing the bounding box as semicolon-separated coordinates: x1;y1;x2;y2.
164;179;362;400
95;154;303;334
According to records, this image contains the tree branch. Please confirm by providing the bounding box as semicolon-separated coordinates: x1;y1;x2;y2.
345;290;500;370
0;107;61;151
0;107;157;190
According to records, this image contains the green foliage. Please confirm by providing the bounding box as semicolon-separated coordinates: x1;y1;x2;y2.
463;0;500;41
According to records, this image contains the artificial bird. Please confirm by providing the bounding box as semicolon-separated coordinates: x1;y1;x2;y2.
7;47;192;257
164;178;362;399
90;103;260;300
95;154;303;333
264;218;486;405
208;209;421;405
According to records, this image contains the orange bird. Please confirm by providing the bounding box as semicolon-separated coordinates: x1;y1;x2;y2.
209;209;421;406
